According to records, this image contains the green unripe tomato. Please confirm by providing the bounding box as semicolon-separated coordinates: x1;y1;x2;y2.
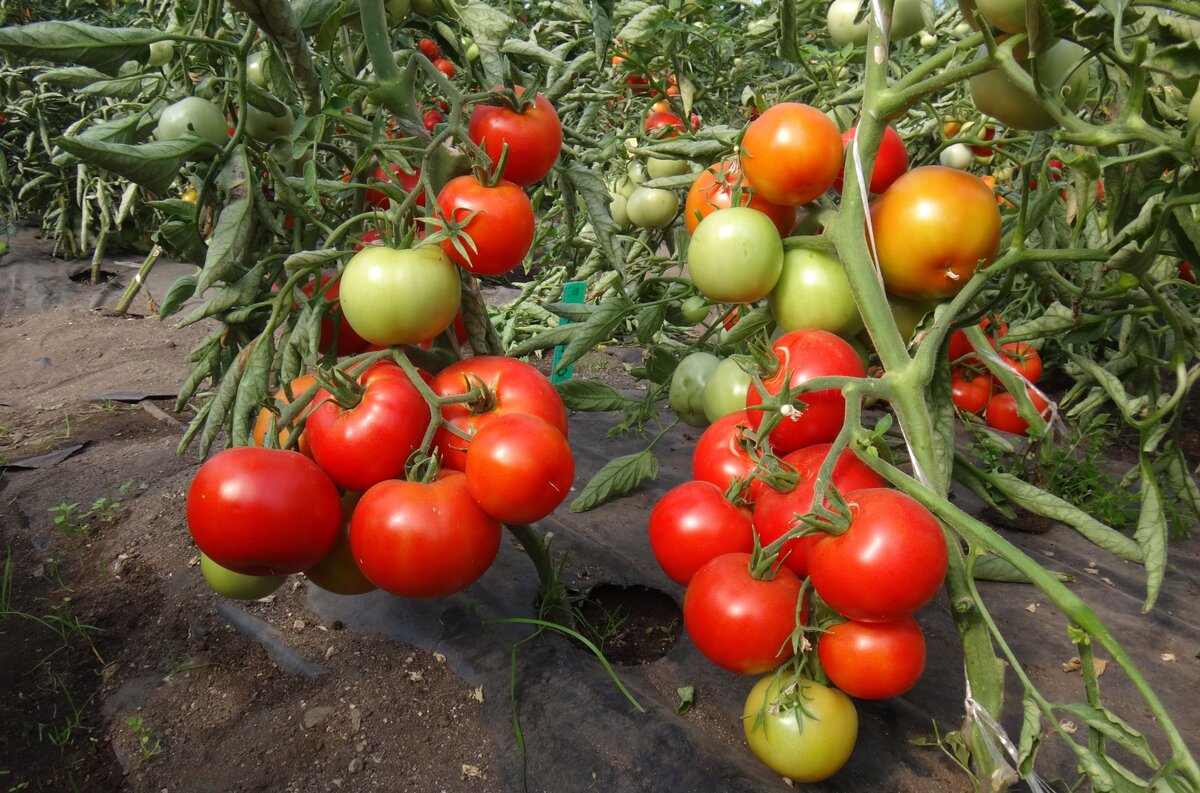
201;553;286;600
768;247;863;337
246;50;270;88
1188;89;1200;128
244;103;294;143
626;187;679;229
688;207;783;303
680;295;710;324
743;676;858;783
614;177;637;199
339;245;461;346
148;41;174;67
412;0;437;15
968;38;1089;131
154;96;228;147
627;160;648;185
669;351;721;427
610;192;630;229
702;357;752;423
647;157;690;179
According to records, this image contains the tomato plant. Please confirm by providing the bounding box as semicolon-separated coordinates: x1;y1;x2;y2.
986;389;1051;435
950;368;994;415
998;341;1043;383
835;125;908;195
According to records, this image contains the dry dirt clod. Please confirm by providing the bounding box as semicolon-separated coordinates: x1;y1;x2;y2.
348;758;364;774
303;706;334;730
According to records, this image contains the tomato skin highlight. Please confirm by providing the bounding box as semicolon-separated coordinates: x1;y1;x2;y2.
683;552;805;674
869;166;1001;300
648;480;755;585
350;472;502;598
740;102;844;206
187;447;342;576
742;675;858;783
465;413;575;524
468;89;563;186
817;616;927;699
436;176;535;276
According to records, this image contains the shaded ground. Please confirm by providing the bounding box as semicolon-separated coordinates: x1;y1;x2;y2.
0;229;1196;792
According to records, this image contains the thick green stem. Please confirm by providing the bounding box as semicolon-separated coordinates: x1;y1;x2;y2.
114;244;164;314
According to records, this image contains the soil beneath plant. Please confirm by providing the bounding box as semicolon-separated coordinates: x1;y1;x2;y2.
1;228;1197;793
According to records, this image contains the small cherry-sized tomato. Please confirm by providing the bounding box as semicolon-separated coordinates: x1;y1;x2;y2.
947;315;1007;362
431;356;569;471
433;57;456;78
436;175;535;275
422;108;444;131
998;341;1043;383
364;161;424;209
744;329;866;455
465;413;575;524
644;110;686;138
688;207;784;303
683;552;805;674
869;166;1001;300
339;245;461;346
817;616;927;699
834;125;909;195
950;368;994;415
684;159;797;238
1180;262;1196;284
742;675;858;783
187;447;341;576
305;361;431;493
418;38;441;60
740;102;844;206
985;389;1050;435
648;481;754;585
808;488;948;622
468;88;563;186
350;472;502;598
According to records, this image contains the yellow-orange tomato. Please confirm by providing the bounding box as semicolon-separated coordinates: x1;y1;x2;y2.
251;374;319;457
869;166;1001;300
740;103;844;206
684;160;797;238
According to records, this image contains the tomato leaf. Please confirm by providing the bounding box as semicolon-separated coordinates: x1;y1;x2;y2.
195;148;254;294
459;2;513;88
554;379;636;412
714;306;773;349
500;39;564;67
676;686;694;716
157;217;208;267
158;275;198;320
569;448;658;513
617;4;666;43
54;135;213;196
34;66;109;89
553;294;635;374
635;303;666;344
1055;703;1157;768
971;552;1071;584
0;21;159;75
76;74;161;100
1016;691;1043;776
290;0;342;32
559;163;623;275
1133;457;1166;613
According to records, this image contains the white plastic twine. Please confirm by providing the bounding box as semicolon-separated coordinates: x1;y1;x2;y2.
868;0;891;64
964;678;1054;793
974;343;1069;438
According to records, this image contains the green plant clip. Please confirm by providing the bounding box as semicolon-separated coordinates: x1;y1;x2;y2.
550;281;586;384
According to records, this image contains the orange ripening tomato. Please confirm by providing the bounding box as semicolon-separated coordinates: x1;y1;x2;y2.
684;160;797;238
740;102;844;206
252;374;319;457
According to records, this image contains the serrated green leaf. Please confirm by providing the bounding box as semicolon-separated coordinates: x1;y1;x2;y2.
460;1;513;88
76;74;161;100
500;38;564;66
618;4;666;43
76;112;156;145
554;379;636;412
54;135;212;195
636;303;666;344
715;306;774;348
554;295;635;374
290;0;344;32
1055;703;1156;767
560;163;623;274
0;22;159;75
284;248;344;270
195;148;254;294
569;448;658;512
157;217;207;266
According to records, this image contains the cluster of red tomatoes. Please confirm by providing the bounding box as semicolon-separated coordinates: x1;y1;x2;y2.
948;317;1051;434
650;329;949;782
188;355;574;601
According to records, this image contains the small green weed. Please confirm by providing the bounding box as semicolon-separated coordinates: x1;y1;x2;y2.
48;481;134;536
125;716;163;762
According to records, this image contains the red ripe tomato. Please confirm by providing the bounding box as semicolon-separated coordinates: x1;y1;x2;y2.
743;330;866;455
950;368;994;414
422;108;444;131
648;480;754;585
947;315;1007;363
644;110;686;138
752;443;885;578
808;488;948;622
251;373;319;457
187;447;341;576
739;102;844;206
684;159;797;238
985;389;1050;435
625;73;652;93
305;361;431;492
430;356;568;471
300;273;370;356
436;175;535;275
350;472;502;598
998;341;1043;383
364;162;424;208
468;88;563;186
1178;262;1195;284
692;411;766;506
683;552;805;674
355;229;383;250
433;57;456;78
817;616;927;699
869;166;1001;300
834;125;909;195
465;413;575;524
418;38;441;60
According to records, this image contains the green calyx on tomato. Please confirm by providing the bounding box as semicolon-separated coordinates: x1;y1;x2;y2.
669;351;722;427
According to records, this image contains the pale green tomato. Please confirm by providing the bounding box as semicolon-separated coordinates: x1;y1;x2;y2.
385;0;410;21
148;41;174;67
827;0;923;46
412;0;437;15
680;295;710;324
1188;87;1200;128
245;103;294;143
118;59;139;77
201;553;286;600
246;50;270;88
968;38;1089;131
626;187;679;229
743;676;858;783
614;176;637;199
975;0;1045;33
669;351;721;427
768;248;863;337
339;245;461;346
939;142;973;169
647;157;691;179
154;96;228;147
954;21;972;35
702;357;752;423
688;207;783;303
627;160;648;185
920;32;937;48
610;193;630;229
887;295;937;343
